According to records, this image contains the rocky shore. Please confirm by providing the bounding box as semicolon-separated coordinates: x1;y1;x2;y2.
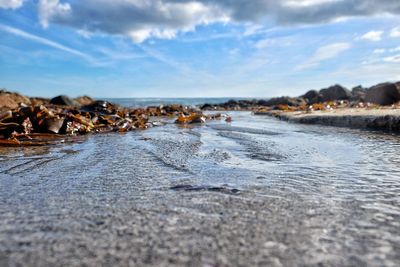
200;82;400;111
201;81;400;132
2;80;400;146
0;90;229;146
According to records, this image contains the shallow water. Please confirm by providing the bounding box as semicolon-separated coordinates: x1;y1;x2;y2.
0;112;400;266
105;97;254;108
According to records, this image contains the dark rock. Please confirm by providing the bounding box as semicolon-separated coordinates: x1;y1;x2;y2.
200;103;213;110
352;85;365;95
226;99;239;106
351;86;366;102
263;96;306;107
43;118;65;134
257;99;270;106
319;85;352;102
302;90;322;104
81;100;117;114
365;83;400;105
50;95;78;106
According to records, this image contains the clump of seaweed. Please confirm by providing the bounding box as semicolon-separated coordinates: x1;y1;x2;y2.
0;100;228;146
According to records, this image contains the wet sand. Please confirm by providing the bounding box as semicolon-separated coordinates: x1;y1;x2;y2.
1;112;400;266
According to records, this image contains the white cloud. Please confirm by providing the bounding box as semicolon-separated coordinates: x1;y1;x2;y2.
372;46;400;55
283;0;342;8
383;55;400;63
34;0;400;43
360;30;384;42
0;23;93;61
243;24;264;36
390;26;400;38
0;0;23;9
38;0;228;43
373;48;386;54
254;38;274;49
296;42;351;70
331;63;400;85
38;0;71;28
390;46;400;52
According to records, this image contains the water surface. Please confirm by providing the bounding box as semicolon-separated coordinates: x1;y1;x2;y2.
0;112;399;266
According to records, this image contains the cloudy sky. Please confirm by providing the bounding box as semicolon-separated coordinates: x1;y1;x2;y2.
1;0;400;97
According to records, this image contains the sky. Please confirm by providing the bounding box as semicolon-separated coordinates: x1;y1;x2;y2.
0;0;400;98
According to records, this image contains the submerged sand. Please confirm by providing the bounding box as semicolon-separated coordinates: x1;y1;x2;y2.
1;112;400;266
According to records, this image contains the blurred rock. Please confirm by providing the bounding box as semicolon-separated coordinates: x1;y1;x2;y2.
50;95;79;106
30;97;50;106
302;90;322;104
74;96;94;106
319;85;352;102
43;118;65;134
351;86;366;102
81;100;117;114
263;96;307;107
365;83;400;105
0;89;31;110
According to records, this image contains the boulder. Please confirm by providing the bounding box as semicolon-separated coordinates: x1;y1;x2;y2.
74;96;94;106
319;85;352;102
302;90;322;104
81;100;117;114
263;96;307;107
365;83;400;105
43;118;65;134
50;95;79;106
0;89;31;110
30;97;50;106
350;86;366;102
257;99;270;106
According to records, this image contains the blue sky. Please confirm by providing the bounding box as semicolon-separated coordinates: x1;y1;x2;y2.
0;0;400;98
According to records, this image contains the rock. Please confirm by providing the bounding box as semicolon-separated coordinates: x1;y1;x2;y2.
30;97;50;106
257;99;270;106
74;96;94;106
43;118;65;134
302;90;322;104
81;100;116;114
263;96;307;107
319;84;352;102
351;86;366;102
200;103;214;110
0;89;31;110
365;83;400;105
50;95;79;106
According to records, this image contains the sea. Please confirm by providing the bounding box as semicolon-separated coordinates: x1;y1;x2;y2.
104;97;256;107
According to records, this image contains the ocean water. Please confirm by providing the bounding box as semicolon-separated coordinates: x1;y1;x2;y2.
1;111;400;266
105;97;255;107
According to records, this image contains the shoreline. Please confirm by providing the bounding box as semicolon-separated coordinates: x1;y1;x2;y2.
2;79;400;146
0;91;232;146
